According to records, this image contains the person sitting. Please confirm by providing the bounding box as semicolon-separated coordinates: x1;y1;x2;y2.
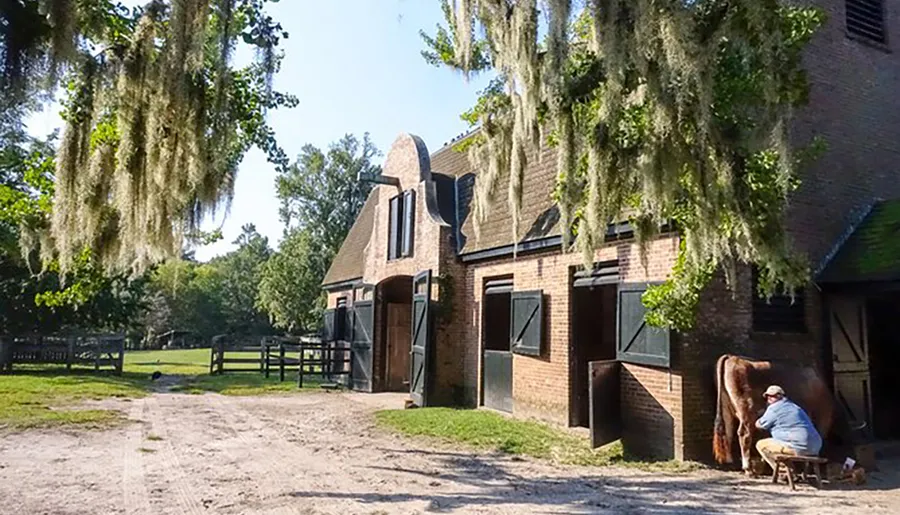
755;385;823;472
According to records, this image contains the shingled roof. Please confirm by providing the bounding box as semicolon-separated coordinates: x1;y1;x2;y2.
322;135;562;287
429;137;560;255
817;198;900;284
321;192;376;287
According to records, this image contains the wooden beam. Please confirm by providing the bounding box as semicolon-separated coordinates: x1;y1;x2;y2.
357;171;400;187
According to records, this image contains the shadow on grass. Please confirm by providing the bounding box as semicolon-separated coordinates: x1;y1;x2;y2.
374;408;700;473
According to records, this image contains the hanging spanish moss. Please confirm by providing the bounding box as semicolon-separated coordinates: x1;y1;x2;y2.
3;0;289;275
440;0;824;328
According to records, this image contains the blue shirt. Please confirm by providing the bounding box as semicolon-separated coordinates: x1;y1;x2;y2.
755;398;822;455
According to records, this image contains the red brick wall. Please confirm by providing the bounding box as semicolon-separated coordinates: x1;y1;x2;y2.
621;364;683;459
678;266;823;462
326;290;353;309
460;237;680;439
790;0;900;265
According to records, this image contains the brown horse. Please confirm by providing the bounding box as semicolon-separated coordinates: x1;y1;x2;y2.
713;354;840;472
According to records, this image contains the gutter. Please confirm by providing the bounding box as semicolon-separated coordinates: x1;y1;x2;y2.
459;220;652;263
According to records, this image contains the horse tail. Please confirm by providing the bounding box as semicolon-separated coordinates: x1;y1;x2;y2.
713;354;731;464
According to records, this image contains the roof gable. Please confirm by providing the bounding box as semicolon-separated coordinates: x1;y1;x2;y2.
321;192;377;287
817;198;900;284
428;138;560;255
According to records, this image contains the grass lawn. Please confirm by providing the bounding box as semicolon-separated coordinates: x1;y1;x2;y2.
0;372;147;430
375;408;700;472
0;348;323;429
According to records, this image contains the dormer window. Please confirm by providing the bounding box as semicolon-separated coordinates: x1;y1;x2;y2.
388;189;415;260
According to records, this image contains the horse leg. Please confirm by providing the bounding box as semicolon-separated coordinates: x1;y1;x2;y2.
738;419;754;473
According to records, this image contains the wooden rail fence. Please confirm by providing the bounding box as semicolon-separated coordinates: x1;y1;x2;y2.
262;336;351;387
209;335;266;375
0;335;125;375
210;334;352;389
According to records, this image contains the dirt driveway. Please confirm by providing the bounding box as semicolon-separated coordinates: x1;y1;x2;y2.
0;391;897;515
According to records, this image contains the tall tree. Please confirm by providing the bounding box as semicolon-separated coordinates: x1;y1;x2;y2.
258;134;380;333
0;0;294;275
276;133;380;253
0;127;146;333
256;227;325;333
212;223;271;334
424;1;824;329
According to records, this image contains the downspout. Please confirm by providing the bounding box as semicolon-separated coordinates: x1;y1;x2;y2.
454;176;462;255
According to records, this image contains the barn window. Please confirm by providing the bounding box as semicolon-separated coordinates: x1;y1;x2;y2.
401;190;415;257
846;0;887;46
388;190;415;260
388;194;402;260
752;267;807;333
335;297;348;341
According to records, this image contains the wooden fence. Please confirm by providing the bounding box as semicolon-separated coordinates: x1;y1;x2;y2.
209;335;266;375
262;336;351;387
0;335;125;375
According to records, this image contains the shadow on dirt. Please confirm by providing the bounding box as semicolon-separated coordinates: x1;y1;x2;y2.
288;446;896;513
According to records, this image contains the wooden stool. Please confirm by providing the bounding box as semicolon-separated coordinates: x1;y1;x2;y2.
771;454;829;490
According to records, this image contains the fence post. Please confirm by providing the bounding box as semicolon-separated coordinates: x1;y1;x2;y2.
116;337;125;376
209;343;215;375
215;337;225;375
279;343;286;382
0;337;6;373
265;343;271;378
297;341;305;388
259;338;265;374
65;337;74;371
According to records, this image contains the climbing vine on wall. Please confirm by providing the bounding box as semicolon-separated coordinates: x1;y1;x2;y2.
433;273;455;326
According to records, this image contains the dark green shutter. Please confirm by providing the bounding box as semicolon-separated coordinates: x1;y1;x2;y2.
617;283;670;368
510;290;543;356
322;309;336;342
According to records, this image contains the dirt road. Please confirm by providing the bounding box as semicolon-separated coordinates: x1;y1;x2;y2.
0;391;897;514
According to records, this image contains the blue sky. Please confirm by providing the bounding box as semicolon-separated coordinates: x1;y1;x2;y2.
26;0;492;261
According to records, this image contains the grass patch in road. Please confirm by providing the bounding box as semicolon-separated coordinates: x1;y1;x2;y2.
1;348;324;429
170;373;324;396
146;434;163;441
0;372;147;430
137;447;156;453
124;348;213;376
375;408;700;473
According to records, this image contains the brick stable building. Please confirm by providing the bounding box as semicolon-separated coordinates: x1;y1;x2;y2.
323;1;900;461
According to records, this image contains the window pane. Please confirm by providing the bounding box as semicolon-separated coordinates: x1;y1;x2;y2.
402;190;415;257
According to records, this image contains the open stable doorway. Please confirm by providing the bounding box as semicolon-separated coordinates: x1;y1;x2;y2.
867;294;900;440
569;263;619;428
378;276;413;392
482;277;514;413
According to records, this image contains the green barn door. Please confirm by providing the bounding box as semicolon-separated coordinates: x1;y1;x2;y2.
409;270;433;407
351;285;375;392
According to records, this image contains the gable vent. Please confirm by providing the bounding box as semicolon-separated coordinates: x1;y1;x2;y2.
846;0;887;45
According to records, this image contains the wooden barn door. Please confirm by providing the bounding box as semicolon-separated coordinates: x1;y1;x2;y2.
409;270;432;407
829;295;872;428
589;360;621;448
351;285;375;392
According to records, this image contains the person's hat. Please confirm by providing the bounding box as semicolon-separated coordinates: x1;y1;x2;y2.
763;385;785;398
